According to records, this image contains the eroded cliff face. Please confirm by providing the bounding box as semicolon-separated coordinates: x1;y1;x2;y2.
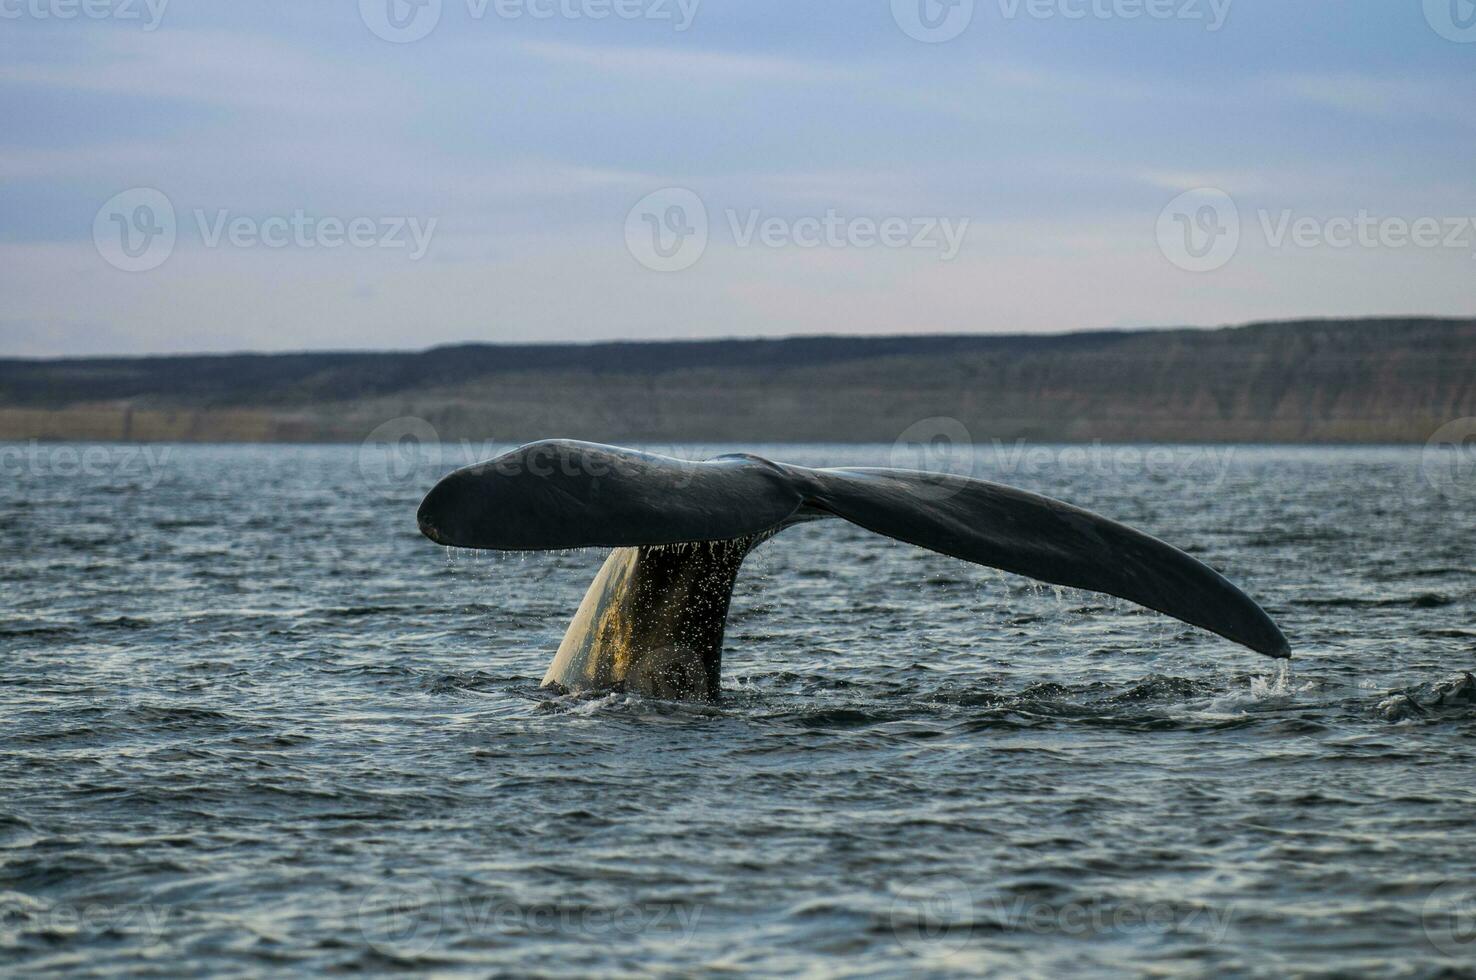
2;318;1471;444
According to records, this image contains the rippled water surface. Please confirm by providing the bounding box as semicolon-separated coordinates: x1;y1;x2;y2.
3;443;1475;976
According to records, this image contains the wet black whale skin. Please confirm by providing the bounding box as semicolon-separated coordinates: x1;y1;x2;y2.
417;440;1291;665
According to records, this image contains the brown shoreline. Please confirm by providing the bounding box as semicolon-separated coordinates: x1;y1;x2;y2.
4;317;1470;445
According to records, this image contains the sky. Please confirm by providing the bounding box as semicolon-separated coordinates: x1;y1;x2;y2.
1;0;1473;356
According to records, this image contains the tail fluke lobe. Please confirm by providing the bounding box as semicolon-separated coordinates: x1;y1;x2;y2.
416;440;803;551
800;467;1290;658
417;441;1290;658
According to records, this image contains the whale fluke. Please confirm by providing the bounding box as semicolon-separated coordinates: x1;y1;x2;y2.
416;442;801;551
418;440;1290;700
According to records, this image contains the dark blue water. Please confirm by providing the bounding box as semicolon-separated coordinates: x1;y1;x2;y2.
3;442;1474;975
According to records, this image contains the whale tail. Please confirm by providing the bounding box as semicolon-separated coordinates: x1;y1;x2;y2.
418;440;1289;698
793;465;1290;658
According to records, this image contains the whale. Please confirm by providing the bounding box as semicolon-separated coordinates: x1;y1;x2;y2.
417;440;1290;700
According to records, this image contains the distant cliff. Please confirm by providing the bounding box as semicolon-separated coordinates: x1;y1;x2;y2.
2;318;1471;444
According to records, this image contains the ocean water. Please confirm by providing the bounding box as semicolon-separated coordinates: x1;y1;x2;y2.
2;441;1474;976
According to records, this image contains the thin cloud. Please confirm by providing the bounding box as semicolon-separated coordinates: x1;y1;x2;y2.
0;29;404;117
517;40;853;83
1268;72;1453;120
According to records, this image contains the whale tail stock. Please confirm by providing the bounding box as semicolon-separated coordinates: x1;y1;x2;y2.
416;440;1290;699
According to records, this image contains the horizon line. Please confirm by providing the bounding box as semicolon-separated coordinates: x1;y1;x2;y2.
5;314;1470;365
